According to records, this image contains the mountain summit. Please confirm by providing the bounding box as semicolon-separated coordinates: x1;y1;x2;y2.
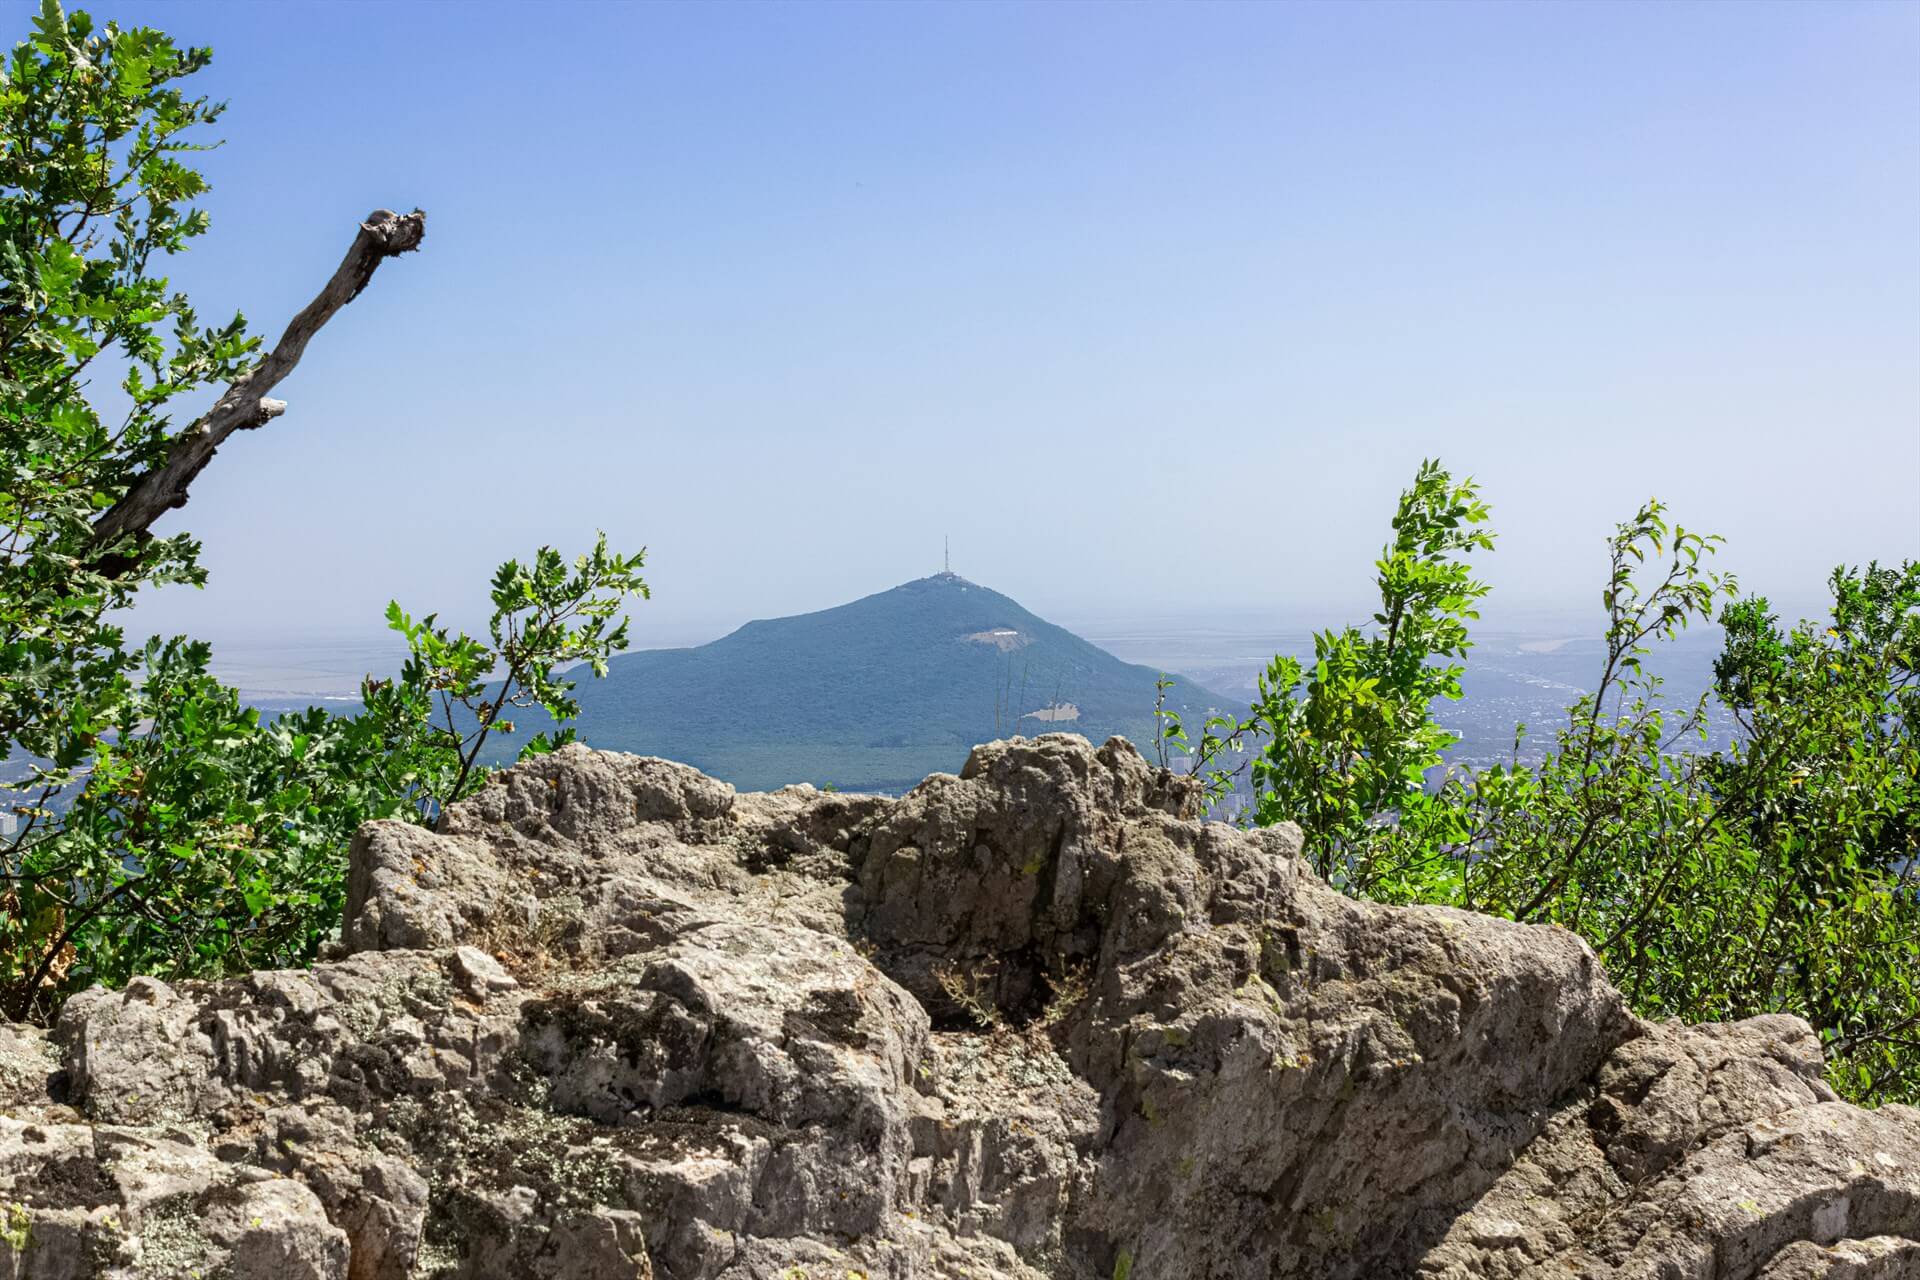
563;573;1231;792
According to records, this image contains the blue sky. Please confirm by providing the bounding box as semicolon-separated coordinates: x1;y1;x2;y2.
92;0;1920;642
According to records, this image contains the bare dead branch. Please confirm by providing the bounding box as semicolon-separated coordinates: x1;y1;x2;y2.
90;208;427;566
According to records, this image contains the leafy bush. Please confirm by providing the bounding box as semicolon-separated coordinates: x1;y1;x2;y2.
1246;460;1494;886
374;537;650;822
0;4;647;1018
1168;464;1919;1103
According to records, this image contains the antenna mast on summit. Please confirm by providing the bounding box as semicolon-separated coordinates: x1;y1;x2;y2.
944;536;950;574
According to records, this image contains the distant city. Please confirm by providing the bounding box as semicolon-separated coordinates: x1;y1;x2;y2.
1086;621;1734;768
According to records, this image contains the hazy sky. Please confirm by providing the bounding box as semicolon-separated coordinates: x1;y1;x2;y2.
99;0;1919;644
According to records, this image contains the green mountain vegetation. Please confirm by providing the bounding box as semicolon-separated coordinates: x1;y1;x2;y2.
555;573;1235;793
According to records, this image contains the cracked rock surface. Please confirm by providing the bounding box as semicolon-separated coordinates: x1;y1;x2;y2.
1;735;1914;1278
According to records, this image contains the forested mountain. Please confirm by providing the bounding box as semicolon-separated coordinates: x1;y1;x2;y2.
559;573;1232;792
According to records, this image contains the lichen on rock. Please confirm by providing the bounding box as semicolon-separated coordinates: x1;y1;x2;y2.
0;735;1913;1278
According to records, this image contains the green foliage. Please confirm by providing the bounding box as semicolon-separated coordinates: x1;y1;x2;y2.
1160;461;1494;888
0;7;649;1017
1431;546;1919;1104
3;638;414;999
373;535;650;820
1247;460;1493;885
1166;461;1920;1103
1704;563;1920;1100
2;0;254;1015
1406;501;1737;922
2;1;248;815
1;533;647;1017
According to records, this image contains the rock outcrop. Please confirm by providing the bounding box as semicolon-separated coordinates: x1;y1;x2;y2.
1;735;1914;1279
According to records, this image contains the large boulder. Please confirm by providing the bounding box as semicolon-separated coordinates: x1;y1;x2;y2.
0;736;1911;1279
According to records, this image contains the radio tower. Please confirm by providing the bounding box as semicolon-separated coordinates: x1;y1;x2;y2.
944;536;950;575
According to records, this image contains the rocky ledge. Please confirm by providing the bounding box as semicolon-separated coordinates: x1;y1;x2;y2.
0;735;1914;1279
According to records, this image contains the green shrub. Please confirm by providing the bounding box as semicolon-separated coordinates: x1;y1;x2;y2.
0;3;646;1017
1169;464;1919;1104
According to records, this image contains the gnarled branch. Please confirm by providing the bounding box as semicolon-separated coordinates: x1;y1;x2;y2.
91;208;427;563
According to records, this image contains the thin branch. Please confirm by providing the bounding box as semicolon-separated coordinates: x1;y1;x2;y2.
89;209;427;570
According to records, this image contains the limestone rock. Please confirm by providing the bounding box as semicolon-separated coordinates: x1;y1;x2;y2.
0;1116;349;1278
0;736;1911;1279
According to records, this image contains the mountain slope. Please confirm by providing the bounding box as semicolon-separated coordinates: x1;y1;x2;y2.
560;573;1232;792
